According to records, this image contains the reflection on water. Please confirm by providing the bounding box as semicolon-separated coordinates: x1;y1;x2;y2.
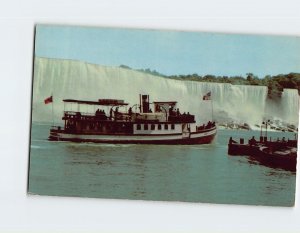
28;123;297;206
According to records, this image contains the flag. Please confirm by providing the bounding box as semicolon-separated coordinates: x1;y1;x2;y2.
44;96;53;104
203;91;211;100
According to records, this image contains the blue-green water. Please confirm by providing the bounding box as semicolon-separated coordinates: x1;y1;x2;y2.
28;123;297;206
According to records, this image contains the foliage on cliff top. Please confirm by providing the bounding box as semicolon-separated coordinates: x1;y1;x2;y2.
120;65;300;99
168;73;300;99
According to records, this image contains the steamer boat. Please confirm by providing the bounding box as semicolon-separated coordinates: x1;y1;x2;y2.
49;94;217;144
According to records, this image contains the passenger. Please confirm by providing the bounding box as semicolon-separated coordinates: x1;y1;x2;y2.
169;106;173;115
149;108;152;113
176;108;180;116
114;107;119;121
207;121;212;128
110;108;113;119
187;112;190;115
249;136;257;146
128;107;132;116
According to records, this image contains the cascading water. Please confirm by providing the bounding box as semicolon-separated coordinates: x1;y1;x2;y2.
32;57;299;127
281;89;300;124
184;81;268;125
264;89;299;126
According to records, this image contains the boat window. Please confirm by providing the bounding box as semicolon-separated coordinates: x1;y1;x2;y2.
158;124;162;130
144;124;149;130
151;124;155;130
171;124;175;130
137;124;141;130
164;124;168;130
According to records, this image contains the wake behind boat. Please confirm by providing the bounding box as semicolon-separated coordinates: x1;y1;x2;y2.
48;94;217;144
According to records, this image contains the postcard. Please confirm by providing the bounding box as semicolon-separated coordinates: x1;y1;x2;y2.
28;25;299;206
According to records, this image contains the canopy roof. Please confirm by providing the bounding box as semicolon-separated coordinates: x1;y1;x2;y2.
153;101;177;105
63;99;128;106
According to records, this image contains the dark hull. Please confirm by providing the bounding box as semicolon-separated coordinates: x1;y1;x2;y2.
228;143;297;172
254;148;297;172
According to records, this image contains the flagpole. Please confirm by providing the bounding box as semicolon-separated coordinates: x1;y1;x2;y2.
211;99;214;122
202;92;213;123
51;93;54;126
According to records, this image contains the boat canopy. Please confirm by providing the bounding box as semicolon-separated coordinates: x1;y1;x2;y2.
98;99;128;106
63;99;128;106
153;101;177;106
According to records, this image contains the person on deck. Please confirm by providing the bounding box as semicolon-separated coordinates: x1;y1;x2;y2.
169;106;174;116
128;107;132;121
114;107;119;121
110;108;113;120
249;136;257;146
205;121;211;129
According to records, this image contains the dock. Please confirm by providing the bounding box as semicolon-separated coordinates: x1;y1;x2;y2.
228;136;297;172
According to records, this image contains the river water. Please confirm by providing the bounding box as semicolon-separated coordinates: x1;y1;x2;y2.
28;123;297;206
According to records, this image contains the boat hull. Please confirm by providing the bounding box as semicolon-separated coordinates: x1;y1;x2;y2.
49;127;217;145
228;143;297;172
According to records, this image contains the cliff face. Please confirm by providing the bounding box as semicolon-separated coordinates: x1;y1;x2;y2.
32;57;299;125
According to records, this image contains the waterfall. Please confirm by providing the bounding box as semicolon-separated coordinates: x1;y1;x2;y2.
32;57;299;127
281;89;299;124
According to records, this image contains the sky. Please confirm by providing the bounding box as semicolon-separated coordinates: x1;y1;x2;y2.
35;25;300;78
